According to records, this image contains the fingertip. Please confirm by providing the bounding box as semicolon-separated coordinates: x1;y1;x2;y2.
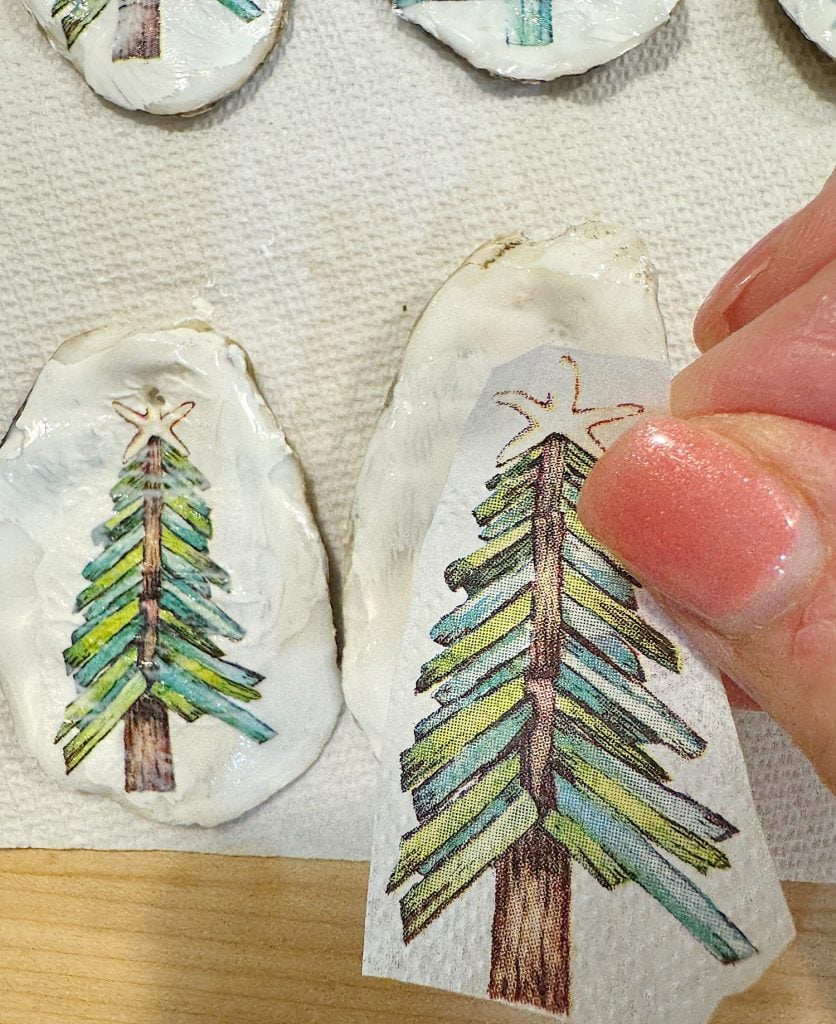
582;414;836;788
676;259;836;429
669;360;697;416
693;301;730;352
576;423;637;544
694;255;774;352
579;416;824;632
693;168;836;351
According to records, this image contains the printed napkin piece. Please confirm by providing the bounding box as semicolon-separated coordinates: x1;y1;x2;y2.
364;346;794;1020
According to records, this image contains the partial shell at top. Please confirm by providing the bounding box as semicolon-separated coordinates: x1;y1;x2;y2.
392;0;679;81
23;0;288;115
778;0;835;58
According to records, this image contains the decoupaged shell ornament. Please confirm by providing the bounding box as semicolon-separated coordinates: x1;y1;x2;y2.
343;224;669;755
777;0;835;58
392;0;680;80
23;0;287;114
0;322;341;826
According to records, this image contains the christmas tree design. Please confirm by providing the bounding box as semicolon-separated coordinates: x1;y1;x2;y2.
52;0;264;61
387;355;756;1014
58;398;275;793
395;0;554;47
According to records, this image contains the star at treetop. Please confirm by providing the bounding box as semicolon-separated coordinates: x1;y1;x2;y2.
113;398;196;461
494;354;645;464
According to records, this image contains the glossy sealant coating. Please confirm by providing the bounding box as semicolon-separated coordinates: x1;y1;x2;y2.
0;323;341;826
23;0;287;114
578;417;826;633
394;0;679;81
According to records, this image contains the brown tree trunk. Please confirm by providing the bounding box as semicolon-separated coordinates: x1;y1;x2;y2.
112;0;161;60
125;436;174;793
489;434;571;1013
124;692;174;791
489;830;571;1013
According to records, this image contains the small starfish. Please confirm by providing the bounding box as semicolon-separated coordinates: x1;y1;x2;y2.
113;398;196;461
495;354;644;464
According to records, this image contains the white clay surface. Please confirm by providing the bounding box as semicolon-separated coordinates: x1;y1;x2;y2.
343;224;669;756
393;0;679;80
22;0;287;114
0;322;341;826
778;0;835;57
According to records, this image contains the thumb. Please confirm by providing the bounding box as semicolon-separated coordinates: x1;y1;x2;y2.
577;414;836;792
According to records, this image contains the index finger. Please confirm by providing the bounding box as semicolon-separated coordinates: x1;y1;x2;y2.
694;169;836;351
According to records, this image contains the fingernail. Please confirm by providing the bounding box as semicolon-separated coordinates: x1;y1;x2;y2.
577;417;825;636
694;259;771;348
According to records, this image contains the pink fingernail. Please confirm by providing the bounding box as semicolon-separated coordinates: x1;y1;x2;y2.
694;259;771;348
578;418;825;635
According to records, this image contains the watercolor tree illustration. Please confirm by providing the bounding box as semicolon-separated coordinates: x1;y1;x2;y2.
58;398;275;793
388;355;756;1014
395;0;554;46
52;0;264;61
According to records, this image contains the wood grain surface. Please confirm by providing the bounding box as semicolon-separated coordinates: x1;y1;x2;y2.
0;852;831;1024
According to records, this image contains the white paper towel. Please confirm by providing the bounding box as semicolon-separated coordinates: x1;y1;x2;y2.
0;0;833;873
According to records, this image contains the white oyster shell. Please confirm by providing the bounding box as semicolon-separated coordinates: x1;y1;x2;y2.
23;0;287;114
0;322;341;827
343;224;669;755
393;0;679;80
778;0;835;58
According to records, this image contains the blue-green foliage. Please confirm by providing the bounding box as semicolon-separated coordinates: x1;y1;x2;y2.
59;439;274;774
51;0;264;50
389;432;756;963
506;0;553;46
394;0;554;48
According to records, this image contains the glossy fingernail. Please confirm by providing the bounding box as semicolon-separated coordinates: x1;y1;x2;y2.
578;417;825;636
673;259;836;431
694;258;771;350
694;170;836;351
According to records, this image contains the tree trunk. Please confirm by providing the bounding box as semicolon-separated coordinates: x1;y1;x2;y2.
490;433;571;1012
125;436;174;792
490;829;571;1013
521;433;565;811
112;0;161;60
124;692;174;791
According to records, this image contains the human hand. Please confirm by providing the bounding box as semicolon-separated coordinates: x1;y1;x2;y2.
578;171;836;792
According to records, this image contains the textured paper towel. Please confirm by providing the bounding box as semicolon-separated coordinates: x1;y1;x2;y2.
0;0;833;870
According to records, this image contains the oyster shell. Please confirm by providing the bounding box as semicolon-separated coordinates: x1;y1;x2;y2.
392;0;679;80
778;0;835;58
0;322;341;827
23;0;287;114
343;225;669;755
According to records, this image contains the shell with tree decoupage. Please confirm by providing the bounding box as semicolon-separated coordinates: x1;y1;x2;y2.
22;0;287;113
0;323;341;827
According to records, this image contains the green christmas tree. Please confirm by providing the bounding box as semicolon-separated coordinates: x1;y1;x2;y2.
52;0;264;62
59;398;275;793
388;355;756;1014
395;0;554;47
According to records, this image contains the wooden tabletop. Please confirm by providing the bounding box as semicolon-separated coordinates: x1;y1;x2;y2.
0;851;831;1024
